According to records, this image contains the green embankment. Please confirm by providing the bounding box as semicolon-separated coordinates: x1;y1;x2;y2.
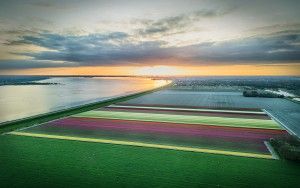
73;110;281;130
1;135;299;188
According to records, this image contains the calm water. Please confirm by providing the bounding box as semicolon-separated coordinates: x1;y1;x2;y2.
0;77;169;123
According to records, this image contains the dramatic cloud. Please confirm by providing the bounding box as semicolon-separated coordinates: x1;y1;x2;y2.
3;32;171;68
1;29;299;69
1;0;299;71
183;31;300;62
8;32;129;50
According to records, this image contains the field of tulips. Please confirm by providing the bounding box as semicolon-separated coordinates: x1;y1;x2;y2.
10;104;287;159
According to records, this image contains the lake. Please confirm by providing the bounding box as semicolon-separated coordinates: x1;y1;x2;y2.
0;77;169;123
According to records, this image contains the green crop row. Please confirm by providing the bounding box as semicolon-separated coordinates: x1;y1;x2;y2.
73;110;282;130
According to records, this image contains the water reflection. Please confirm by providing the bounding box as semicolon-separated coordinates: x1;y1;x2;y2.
0;77;169;123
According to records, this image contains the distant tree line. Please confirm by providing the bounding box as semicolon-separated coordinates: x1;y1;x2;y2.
0;76;60;86
243;90;284;98
174;77;300;90
270;136;300;162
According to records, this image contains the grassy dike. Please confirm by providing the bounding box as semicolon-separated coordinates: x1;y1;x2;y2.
0;83;172;134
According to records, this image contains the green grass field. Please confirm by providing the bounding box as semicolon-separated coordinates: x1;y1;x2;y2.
1;135;300;188
73;110;281;129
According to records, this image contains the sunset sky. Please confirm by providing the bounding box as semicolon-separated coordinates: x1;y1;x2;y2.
0;0;300;76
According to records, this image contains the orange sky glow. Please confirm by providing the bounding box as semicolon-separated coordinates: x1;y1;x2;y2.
3;63;300;76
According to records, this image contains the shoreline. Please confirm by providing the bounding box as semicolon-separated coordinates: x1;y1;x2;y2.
0;83;172;134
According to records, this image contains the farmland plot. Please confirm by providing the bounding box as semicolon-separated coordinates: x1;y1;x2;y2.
121;90;300;137
8;103;287;159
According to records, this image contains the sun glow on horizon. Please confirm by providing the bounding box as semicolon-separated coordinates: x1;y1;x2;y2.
134;66;185;76
1;63;299;76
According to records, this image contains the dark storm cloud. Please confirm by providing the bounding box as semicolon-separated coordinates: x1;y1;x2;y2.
1;30;300;70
